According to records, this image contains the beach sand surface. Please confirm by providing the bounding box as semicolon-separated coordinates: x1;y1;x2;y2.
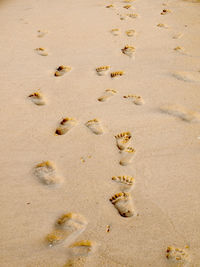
0;0;200;266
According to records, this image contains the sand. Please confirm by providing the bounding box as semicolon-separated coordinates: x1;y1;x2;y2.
0;0;200;266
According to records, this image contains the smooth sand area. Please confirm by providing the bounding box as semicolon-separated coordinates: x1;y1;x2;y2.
0;0;200;266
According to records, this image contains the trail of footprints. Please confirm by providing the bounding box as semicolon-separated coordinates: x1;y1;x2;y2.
46;212;96;264
27;0;195;265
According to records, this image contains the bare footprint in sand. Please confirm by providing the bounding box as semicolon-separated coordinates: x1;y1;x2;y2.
110;192;135;217
157;23;169;28
172;32;183;39
96;66;110;76
69;240;97;257
166;246;190;265
172;71;200;82
160;104;200;122
55;117;77;135
123;4;133;9
126;29;136;37
126;13;139;19
54;65;72;77
173;46;186;55
98;89;117;102
121;45;135;58
46;213;88;247
37;30;48;38
115;132;132;150
110;71;124;78
85;119;104;135
35;47;48;56
106;4;114;8
123;95;144;105
110;28;120;36
34;161;62;185
120;147;136;166
161;9;171;15
28;92;46;105
112;176;135;192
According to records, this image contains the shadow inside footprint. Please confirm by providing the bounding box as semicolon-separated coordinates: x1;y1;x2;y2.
34;161;62;185
54;65;71;77
85;119;104;135
35;47;48;56
166;246;191;265
98;89;117;102
96;66;110;76
55;117;77;135
110;192;135;217
112;176;135;192
115;132;132;150
46;213;88;247
160;104;200;122
172;71;200;82
120;147;136;166
69;240;97;257
123;95;144;105
29;92;46;105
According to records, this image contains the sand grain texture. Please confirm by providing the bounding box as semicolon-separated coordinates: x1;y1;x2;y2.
0;0;200;266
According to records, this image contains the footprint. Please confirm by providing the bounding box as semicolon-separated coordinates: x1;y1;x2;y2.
173;46;189;56
172;33;183;39
96;66;110;76
46;213;88;247
37;30;48;38
123;4;132;9
98;89;117;102
85;119;104;135
157;23;168;28
174;46;185;52
55;117;77;135
126;13;139;19
123;95;144;105
112;176;135;192
46;229;68;246
54;65;71;77
166;246;190;264
161;9;171;15
69;240;96;257
109;192;134;217
160;104;200;122
121;45;135;58
110;28;120;36
35;47;48;56
106;4;114;8
119;147;136;166
172;71;200;82
115;132;132;150
106;4;114;9
126;29;136;37
110;71;124;78
34;161;62;185
28;92;46;105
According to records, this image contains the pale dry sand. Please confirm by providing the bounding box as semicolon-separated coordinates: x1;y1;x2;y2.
0;0;200;266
